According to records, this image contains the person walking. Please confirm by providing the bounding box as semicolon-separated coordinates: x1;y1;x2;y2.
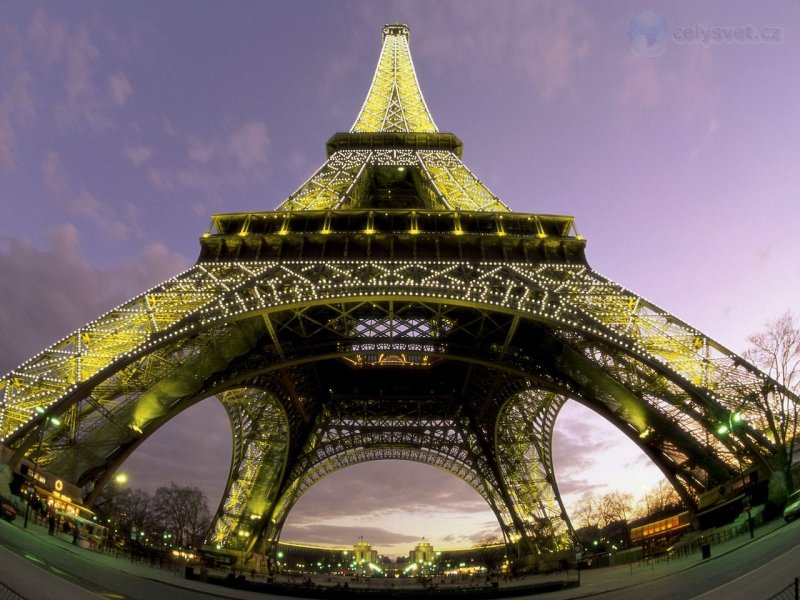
47;512;56;536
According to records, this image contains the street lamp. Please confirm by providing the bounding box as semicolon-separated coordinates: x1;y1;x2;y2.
716;410;754;539
23;408;61;528
237;529;250;573
716;411;745;436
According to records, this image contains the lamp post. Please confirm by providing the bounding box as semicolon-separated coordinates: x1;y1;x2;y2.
716;410;754;539
237;529;250;574
23;408;61;529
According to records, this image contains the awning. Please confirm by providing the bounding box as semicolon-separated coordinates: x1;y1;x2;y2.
56;510;104;528
35;486;96;517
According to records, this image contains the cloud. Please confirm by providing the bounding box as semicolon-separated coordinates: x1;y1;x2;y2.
42;149;70;195
279;460;503;553
27;9;68;66
124;145;153;166
0;107;16;170
0;9;133;169
513;3;591;101
41;150;132;239
121;399;231;505
0;224;189;374
617;55;662;109
144;119;270;192
54;22;111;132
108;73;132;107
229;120;269;169
552;401;668;518
24;9;132;135
616;47;719;157
280;524;420;547
0;27;36;171
288;461;490;522
187;137;216;164
411;1;593;102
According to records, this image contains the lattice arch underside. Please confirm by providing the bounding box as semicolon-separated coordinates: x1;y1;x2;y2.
0;259;785;551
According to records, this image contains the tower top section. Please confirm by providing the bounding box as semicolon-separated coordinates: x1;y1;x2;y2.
202;21;584;263
382;23;410;40
351;23;438;133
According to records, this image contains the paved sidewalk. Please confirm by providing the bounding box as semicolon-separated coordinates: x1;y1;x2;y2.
0;514;791;600
0;517;290;600
540;518;788;599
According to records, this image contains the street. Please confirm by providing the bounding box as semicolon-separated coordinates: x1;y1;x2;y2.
1;516;799;600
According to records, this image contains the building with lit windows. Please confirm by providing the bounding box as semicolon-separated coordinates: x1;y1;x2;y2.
353;539;379;567
408;540;435;565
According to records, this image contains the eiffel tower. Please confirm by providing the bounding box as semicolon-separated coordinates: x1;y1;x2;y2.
0;23;794;568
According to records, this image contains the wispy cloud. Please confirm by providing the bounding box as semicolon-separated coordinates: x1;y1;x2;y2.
121;400;231;505
288;461;489;522
144;119;270;192
0;25;36;170
280;460;501;553
616;46;719;157
0;224;189;373
281;524;420;547
108;73;132;108
31;13;123;135
0;9;134;170
42;150;132;239
410;1;593;102
124;144;153;166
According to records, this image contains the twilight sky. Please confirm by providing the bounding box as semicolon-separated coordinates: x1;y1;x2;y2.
1;1;799;557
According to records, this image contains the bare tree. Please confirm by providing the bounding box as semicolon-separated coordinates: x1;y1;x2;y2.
744;311;800;497
574;491;633;528
596;491;633;525
152;483;210;548
572;494;601;531
92;485;153;545
572;492;633;549
475;535;504;572
634;481;683;520
118;487;153;534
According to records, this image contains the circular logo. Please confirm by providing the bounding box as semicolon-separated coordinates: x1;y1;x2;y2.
629;11;667;57
54;479;63;491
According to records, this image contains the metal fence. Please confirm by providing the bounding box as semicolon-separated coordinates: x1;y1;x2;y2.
668;520;753;561
766;577;800;600
0;580;31;600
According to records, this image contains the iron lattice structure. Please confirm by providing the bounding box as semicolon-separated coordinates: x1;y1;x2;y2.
1;24;796;563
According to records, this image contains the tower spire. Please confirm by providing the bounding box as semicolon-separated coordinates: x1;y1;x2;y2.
351;24;438;133
275;23;508;212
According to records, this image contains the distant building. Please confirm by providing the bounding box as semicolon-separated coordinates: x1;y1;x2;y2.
353;540;378;571
408;540;435;565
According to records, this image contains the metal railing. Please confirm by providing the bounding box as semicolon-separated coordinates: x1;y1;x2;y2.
766;577;799;600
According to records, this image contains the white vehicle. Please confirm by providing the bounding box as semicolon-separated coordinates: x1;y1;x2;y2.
784;490;800;522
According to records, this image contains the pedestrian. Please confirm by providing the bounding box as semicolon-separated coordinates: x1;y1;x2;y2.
48;513;56;536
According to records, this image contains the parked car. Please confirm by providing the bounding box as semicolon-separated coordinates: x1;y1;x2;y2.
784;490;800;522
0;495;18;522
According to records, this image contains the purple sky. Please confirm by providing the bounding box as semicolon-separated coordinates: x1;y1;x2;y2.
1;2;799;556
